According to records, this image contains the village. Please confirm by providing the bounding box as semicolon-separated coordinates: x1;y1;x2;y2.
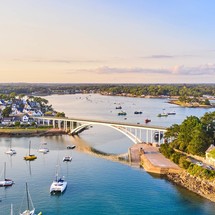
0;95;54;127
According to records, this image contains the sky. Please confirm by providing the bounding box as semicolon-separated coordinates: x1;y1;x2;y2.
0;0;215;83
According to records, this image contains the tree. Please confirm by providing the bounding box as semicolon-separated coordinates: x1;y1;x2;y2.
56;112;65;117
2;106;11;117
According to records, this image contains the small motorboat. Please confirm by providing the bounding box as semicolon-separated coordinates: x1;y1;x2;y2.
67;145;76;150
63;156;72;162
118;111;127;116
167;111;176;115
157;113;168;117
145;119;151;123
134;111;142;114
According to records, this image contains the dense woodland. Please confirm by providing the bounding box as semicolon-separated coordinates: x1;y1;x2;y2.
0;83;214;97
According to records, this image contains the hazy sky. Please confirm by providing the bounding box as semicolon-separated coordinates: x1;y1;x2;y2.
0;0;215;83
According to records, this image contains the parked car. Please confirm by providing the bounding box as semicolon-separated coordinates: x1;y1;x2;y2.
206;165;214;170
196;162;203;166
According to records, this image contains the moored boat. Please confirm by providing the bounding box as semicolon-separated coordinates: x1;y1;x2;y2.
134;111;142;114
63;156;72;162
24;141;37;161
50;164;67;193
0;162;14;187
67;145;76;149
157;113;168;117
20;183;37;215
38;142;49;154
167;111;176;115
5;139;16;155
145;119;151;123
118;111;127;116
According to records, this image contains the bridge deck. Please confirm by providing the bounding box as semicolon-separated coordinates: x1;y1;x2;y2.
35;116;167;131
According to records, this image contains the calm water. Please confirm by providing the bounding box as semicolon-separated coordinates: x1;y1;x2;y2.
0;94;215;215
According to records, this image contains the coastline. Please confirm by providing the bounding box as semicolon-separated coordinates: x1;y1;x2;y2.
0;128;66;137
167;171;215;202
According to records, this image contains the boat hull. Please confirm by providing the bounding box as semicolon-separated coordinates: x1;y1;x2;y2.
24;155;37;161
50;180;67;193
20;209;35;215
0;179;14;186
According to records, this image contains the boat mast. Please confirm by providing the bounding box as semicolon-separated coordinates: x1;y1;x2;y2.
29;141;31;156
4;162;6;179
26;182;30;211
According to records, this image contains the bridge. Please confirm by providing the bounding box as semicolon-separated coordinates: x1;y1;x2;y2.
34;116;167;144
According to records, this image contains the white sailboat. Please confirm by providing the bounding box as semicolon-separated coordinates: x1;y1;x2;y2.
5;139;16;155
50;164;67;193
38;142;49;154
20;183;35;215
0;162;14;187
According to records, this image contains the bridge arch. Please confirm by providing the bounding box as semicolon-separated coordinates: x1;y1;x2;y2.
71;123;142;144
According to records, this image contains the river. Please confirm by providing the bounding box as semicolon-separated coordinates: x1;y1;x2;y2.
0;94;215;214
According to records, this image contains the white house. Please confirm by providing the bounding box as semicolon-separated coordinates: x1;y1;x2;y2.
205;144;215;166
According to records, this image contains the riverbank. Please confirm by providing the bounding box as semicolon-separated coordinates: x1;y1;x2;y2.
168;99;215;108
128;143;215;202
167;171;215;202
0;128;66;137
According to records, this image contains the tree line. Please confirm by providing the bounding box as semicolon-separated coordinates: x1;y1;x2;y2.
0;83;214;97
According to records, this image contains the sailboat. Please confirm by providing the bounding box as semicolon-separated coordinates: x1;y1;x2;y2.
5;139;16;155
50;164;67;193
0;162;14;187
20;183;35;215
24;141;37;161
38;142;49;154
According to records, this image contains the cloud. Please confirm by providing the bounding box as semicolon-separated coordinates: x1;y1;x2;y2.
145;55;175;59
68;64;215;76
171;64;215;75
12;58;105;64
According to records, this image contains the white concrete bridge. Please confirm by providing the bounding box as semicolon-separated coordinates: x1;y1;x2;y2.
34;116;167;144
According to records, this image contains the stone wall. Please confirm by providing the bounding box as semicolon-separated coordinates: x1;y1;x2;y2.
167;171;215;202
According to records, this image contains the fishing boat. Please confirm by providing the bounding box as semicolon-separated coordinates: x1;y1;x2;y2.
0;162;14;187
5;139;16;155
24;141;37;161
63;156;72;162
20;183;37;215
38;142;49;154
50;164;67;193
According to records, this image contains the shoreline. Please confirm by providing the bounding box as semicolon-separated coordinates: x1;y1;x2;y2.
0;128;66;137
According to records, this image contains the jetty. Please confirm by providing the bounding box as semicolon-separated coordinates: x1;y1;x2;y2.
129;144;181;174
